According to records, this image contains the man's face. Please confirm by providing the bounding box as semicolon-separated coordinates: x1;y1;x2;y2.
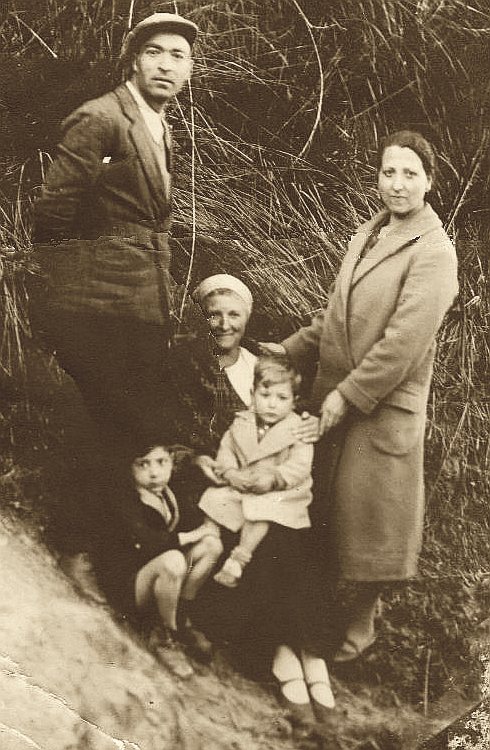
131;31;193;109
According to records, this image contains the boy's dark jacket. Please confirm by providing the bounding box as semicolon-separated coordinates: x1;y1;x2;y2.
96;471;204;610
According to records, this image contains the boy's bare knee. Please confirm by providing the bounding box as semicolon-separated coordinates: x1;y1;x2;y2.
160;550;187;580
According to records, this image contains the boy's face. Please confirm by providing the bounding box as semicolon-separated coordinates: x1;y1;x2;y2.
131;446;173;493
252;381;295;426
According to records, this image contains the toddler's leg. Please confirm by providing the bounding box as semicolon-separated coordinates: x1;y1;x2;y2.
214;520;269;588
239;520;270;556
202;517;221;538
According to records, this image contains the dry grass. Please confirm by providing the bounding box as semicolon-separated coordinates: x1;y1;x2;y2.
0;0;489;702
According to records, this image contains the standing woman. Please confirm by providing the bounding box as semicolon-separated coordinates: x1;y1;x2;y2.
271;131;459;661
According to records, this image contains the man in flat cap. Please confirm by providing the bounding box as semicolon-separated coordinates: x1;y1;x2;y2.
30;13;198;449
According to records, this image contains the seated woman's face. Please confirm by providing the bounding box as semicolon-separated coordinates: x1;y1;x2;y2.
204;291;249;353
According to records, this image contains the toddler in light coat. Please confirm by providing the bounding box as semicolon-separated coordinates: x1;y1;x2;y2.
199;354;314;587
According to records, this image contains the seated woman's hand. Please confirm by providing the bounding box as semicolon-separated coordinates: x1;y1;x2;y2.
258;342;287;356
292;412;320;443
319;389;349;435
194;454;226;485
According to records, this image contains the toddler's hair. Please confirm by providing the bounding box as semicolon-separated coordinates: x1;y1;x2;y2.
253;353;301;395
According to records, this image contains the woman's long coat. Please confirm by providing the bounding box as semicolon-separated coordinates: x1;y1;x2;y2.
284;204;459;580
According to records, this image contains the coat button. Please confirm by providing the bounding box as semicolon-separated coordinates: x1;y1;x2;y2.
135;543;141;549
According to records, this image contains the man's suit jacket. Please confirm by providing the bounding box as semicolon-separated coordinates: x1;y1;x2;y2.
32;83;173;324
284;203;459;416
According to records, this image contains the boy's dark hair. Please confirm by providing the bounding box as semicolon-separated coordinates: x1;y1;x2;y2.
131;443;172;461
253;353;302;395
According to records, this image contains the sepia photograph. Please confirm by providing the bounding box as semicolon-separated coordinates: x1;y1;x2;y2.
0;1;489;748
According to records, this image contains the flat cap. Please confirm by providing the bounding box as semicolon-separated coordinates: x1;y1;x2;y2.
121;12;198;59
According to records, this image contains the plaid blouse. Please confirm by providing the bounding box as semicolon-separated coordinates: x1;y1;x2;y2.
169;333;260;454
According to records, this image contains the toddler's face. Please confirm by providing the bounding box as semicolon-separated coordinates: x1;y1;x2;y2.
253;380;295;425
131;446;173;493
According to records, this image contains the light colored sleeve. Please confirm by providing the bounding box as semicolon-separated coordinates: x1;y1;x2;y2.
214;428;240;473
337;242;458;414
273;440;314;488
281;276;338;369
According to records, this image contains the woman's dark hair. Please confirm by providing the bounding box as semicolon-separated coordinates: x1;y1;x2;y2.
378;130;436;180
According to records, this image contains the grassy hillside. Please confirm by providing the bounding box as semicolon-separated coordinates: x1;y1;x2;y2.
0;0;489;709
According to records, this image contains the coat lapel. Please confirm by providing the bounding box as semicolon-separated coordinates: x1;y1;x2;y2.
230;411;300;464
115;84;169;212
138;486;180;532
229;411;260;463
349;204;443;288
339;231;369;305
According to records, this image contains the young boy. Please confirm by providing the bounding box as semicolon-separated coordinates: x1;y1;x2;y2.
127;443;223;675
199;354;314;587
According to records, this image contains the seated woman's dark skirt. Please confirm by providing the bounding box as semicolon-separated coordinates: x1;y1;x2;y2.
192;524;338;674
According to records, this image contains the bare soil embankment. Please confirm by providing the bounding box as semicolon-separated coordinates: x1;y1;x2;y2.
1;514;480;750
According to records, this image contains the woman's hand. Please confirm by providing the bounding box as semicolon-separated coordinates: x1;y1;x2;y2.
292;412;320;443
319;390;349;435
259;342;287;356
194;454;226;485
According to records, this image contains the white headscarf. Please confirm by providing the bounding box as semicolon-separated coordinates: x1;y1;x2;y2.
193;274;253;316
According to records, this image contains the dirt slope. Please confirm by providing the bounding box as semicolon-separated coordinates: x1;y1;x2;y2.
0;518;303;750
1;515;478;750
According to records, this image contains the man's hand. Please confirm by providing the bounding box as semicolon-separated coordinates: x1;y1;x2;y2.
319;389;349;435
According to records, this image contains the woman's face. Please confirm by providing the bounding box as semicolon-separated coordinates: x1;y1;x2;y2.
378;145;432;219
204;291;249;354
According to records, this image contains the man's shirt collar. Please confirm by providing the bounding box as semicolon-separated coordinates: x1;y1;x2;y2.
126;80;165;145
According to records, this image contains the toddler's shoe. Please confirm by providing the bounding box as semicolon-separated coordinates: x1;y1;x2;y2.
213;557;242;588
